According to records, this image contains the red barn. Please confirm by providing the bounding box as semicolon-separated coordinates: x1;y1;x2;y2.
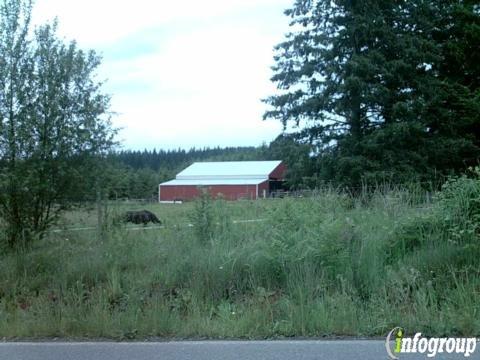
159;161;285;202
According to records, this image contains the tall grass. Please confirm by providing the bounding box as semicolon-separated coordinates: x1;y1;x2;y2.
0;173;479;338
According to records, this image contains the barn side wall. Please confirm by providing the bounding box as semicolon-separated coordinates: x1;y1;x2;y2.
269;163;286;180
160;184;263;201
258;181;269;198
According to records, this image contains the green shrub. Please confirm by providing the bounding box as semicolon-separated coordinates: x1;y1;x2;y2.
189;189;216;244
437;166;480;241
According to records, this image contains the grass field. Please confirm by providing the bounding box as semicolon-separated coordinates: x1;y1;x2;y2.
0;176;479;339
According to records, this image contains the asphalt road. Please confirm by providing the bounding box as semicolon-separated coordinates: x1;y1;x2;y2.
1;340;479;360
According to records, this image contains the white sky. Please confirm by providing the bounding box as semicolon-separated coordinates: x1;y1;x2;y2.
32;0;292;151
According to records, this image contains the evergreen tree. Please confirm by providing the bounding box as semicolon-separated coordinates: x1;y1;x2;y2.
265;0;480;185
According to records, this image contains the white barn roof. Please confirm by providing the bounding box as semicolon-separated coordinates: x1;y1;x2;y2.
160;178;268;186
174;161;282;180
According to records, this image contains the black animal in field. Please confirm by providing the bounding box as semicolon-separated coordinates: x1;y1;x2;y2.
124;210;161;225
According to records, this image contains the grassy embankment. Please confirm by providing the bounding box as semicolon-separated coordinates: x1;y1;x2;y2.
0;173;479;339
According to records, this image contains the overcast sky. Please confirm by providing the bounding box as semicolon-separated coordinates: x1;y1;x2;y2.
32;0;292;151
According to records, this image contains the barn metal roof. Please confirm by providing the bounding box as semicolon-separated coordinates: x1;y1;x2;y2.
175;161;282;180
160;178;269;186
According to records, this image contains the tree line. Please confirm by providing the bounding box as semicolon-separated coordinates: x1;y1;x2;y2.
111;147;262;171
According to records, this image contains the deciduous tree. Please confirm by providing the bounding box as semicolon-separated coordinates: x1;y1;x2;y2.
0;0;115;247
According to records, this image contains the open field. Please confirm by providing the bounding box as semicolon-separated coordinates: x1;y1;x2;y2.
0;179;479;339
57;199;270;230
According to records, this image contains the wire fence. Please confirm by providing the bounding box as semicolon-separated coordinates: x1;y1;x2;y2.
69;180;440;208
50;218;267;234
268;186;434;199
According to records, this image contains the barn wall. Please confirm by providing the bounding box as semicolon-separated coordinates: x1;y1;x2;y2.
160;185;199;201
160;184;263;201
258;181;269;198
269;163;286;180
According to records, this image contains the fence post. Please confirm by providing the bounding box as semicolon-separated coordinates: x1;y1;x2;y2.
96;181;103;241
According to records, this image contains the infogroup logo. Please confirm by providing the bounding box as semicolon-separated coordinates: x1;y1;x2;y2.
385;327;478;359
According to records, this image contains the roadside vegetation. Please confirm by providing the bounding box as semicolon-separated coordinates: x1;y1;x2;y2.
0;170;478;339
0;0;479;341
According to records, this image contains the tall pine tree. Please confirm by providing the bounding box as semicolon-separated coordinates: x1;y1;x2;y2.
265;0;480;185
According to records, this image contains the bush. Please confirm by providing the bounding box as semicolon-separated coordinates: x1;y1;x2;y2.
437;167;480;242
189;189;216;244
